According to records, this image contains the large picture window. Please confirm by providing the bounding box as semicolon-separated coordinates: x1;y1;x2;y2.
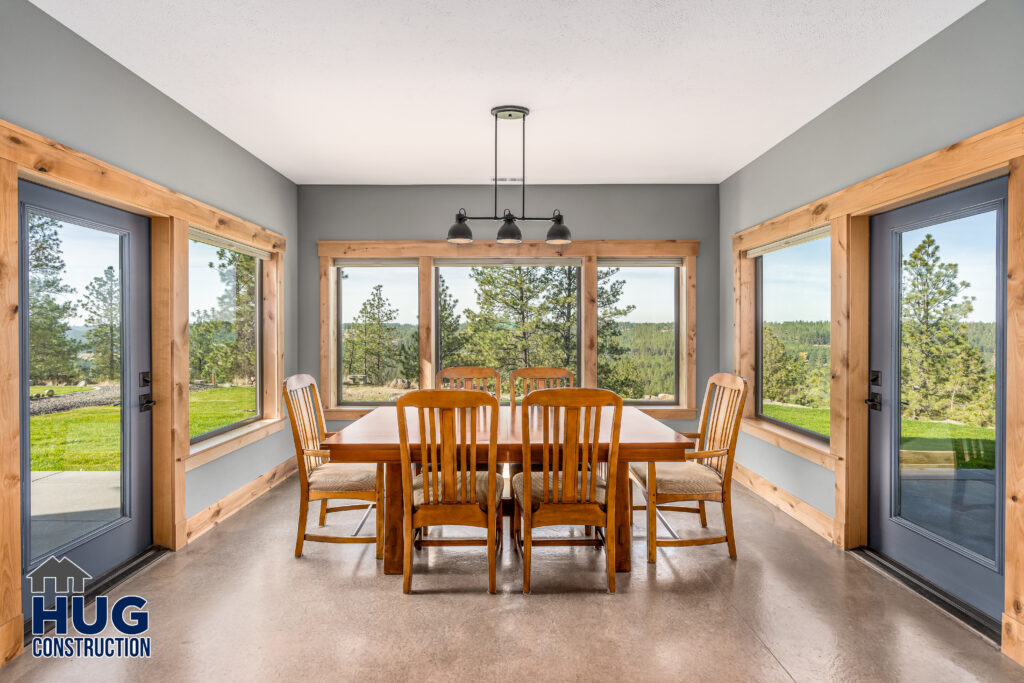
336;263;419;404
436;263;580;398
597;262;679;403
188;237;262;441
755;232;831;439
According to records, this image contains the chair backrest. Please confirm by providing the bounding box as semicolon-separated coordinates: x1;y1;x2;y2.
396;389;499;509
520;388;622;506
435;366;501;395
282;374;329;483
509;366;574;406
692;373;748;481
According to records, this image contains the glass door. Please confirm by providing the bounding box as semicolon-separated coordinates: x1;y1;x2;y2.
868;177;1005;620
19;181;152;620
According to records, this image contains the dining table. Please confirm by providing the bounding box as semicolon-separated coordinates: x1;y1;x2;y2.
320;404;693;574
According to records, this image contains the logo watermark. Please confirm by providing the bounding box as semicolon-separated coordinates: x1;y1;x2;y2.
27;556;151;659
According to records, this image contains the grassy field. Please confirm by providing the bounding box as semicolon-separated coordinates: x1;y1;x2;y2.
761;403;996;460
29;386;257;470
29;385;93;396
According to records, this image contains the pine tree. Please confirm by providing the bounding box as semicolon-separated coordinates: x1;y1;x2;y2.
437;274;465;368
900;234;994;425
542;266;578;371
212;248;258;385
345;284;399;385
596;267;644;397
26;215;80;383
761;326;809;405
80;265;121;381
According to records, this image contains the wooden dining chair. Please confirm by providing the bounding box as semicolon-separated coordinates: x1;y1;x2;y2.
630;373;747;562
435;365;501;395
283;374;384;558
509;366;573;405
514;387;623;593
397;389;502;594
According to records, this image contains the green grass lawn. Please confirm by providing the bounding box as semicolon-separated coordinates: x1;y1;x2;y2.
29;386;258;471
28;385;93;396
760;403;995;454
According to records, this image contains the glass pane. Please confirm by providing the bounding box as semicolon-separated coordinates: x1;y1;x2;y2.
188;240;260;439
759;238;831;437
436;265;578;400
597;266;677;401
26;211;123;560
338;266;419;402
897;212;998;560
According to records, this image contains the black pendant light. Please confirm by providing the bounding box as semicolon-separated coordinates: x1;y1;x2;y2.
446;209;472;244
447;105;569;244
545;210;571;245
496;210;523;244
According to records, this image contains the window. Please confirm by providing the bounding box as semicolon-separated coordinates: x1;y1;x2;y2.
336;263;419;404
436;263;580;398
755;231;831;438
597;262;680;403
188;237;262;441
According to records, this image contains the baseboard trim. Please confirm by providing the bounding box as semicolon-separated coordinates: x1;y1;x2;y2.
185;458;297;544
732;463;836;543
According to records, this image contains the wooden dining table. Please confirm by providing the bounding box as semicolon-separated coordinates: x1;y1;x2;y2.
320;405;693;574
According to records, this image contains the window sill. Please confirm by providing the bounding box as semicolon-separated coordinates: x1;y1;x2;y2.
740;418;836;471
185;418;285;471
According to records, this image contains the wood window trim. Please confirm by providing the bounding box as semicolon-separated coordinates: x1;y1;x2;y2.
0;113;287;645
728;112;1024;667
317;240;699;422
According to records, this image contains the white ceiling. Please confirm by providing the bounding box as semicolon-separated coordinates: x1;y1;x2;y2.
30;0;984;185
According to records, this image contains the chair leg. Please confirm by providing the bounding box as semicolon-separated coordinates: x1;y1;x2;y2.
647;491;657;564
698;500;708;528
403;519;415;594
605;523;616;594
523;522;532;594
488;509;497;594
295;496;309;558
723;496;737;559
318;499;328;527
584;525;592;536
375;469;385;560
629;485;634;526
496;507;504;554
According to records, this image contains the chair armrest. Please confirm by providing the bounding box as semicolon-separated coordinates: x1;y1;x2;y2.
302;448;331;459
685;448;728;461
323;431;337;439
680;432;701;440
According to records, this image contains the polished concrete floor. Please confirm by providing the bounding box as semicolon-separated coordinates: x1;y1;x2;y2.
8;475;1024;682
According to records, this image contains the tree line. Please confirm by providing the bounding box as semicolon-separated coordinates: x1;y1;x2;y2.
762;233;995;428
341;266;677;400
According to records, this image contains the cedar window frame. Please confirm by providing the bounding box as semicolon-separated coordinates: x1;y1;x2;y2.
317;241;699;422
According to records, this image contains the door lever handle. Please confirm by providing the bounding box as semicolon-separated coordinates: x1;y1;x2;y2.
865;392;882;411
139;394;156;412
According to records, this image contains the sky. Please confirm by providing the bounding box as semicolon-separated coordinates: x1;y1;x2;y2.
39;216;120;326
760;210;998;324
188;239;237;318
337;264;680;325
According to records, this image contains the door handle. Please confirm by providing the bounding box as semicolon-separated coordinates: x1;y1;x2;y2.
865;392;882;411
139;394;156;412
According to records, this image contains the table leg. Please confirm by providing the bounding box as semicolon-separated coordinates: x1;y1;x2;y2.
614;463;631;572
384;463;404;574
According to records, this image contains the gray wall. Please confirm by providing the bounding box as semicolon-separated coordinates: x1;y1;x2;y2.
718;0;1024;514
0;0;300;517
298;184;720;433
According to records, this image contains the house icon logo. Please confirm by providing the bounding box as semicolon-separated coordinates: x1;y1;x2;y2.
26;556;92;595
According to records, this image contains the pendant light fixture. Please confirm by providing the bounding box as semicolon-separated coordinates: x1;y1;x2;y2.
446;105;570;245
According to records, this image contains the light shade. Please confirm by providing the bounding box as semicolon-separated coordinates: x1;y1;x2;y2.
545;212;571;245
447;211;473;244
496;214;522;244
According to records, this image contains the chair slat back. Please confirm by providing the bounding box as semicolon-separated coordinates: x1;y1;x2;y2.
435;366;501;395
397;389;499;508
510;366;574;406
282;374;329;481
521;388;622;506
693;373;748;479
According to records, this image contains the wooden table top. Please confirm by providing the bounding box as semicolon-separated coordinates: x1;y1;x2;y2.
321;405;693;463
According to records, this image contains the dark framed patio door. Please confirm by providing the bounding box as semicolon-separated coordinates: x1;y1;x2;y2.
868;177;1006;620
18;181;152;621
